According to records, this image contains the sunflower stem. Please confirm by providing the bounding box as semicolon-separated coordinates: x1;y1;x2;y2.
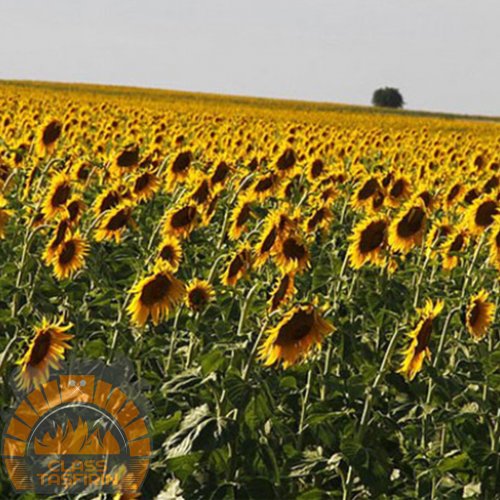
461;233;485;299
297;367;313;451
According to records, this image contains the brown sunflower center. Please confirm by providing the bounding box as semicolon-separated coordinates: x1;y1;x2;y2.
475;200;498;227
160;245;175;263
275;310;314;346
254;175;275;193
271;275;290;310
277;148;296;171
59;241;76;265
464;189;479;205
447;184;461;202
28;331;52;366
236;204;252;227
171;206;196;229
415;318;433;354
140;274;171;306
357;178;379;201
311;159;324;179
228;253;246;279
134;173;151;193
283;238;306;260
116;147;139;167
67;201;80;221
172;151;192;173
106;209;129;231
450;234;464;252
469;301;481;327
212;162;230;184
397;207;425;238
42;121;62;146
52;183;71;207
189;287;208;308
100;191;121;213
261;227;277;254
390;179;405;198
192;180;210;204
360;220;387;253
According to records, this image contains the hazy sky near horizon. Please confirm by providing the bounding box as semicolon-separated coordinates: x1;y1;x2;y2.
1;0;499;116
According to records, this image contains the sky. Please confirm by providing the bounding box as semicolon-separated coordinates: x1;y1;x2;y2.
1;0;499;116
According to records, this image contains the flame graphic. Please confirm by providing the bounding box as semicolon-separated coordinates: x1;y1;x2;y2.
34;418;120;455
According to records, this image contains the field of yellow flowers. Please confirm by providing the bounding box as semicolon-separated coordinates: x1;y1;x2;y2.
0;80;499;499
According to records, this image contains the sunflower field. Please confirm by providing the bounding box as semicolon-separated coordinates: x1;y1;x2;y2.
0;81;500;499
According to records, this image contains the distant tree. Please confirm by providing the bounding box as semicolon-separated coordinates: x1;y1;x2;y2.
372;87;404;109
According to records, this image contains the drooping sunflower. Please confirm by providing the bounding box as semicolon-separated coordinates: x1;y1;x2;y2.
38;119;63;155
43;219;70;264
95;203;134;243
259;304;334;368
388;199;427;254
351;175;382;212
128;266;186;326
254;213;280;268
268;273;295;312
112;144;140;174
304;204;333;235
273;232;310;274
65;196;85;226
132;169;160;202
348;216;388;269
229;196;253;240
251;172;279;201
465;290;495;340
16;317;73;391
185;279;215;311
163;203;198;239
398;299;444;381
386;175;411;208
50;232;89;280
223;242;252;286
465;195;499;235
42;172;72;219
488;219;500;270
157;234;183;271
0;195;12;238
440;228;469;271
166;150;193;188
93;186;123;215
425;218;452;258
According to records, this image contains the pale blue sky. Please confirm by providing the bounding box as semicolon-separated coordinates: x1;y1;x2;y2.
1;0;499;116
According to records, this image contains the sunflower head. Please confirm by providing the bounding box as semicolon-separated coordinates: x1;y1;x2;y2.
185;279;215;311
259;304;334;368
465;290;495;340
16;317;73;391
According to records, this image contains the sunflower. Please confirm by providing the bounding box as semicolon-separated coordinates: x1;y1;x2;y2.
398;299;444;381
229;196;253;240
388;199;427;254
351;175;382;212
223;242;252;286
387;175;411;208
259;304;334;368
157;235;183;271
15;317;73;391
132;169;160;202
95;203;134;243
112;144;140;172
425;218;452;257
93;186;123;215
444;182;464;209
210;160;232;188
273;233;310;274
163;203;198;239
254;213;280;268
465;195;499;234
42;172;72;218
65;196;85;225
488;219;500;270
43;219;70;264
38;119;62;155
440;228;468;271
348;216;388;269
304;205;333;235
251;172;278;201
268;273;295;312
128;266;186;326
185;279;215;311
166;150;193;188
0;195;12;238
50;232;89;280
466;290;495;340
